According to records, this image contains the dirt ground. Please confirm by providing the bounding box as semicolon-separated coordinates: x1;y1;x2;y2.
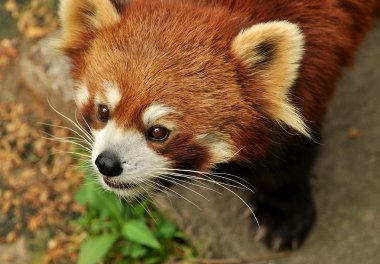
0;20;379;264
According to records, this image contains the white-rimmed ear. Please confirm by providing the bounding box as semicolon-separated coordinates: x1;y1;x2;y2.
232;21;310;137
56;0;121;52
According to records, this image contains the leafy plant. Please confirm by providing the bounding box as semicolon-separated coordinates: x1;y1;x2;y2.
74;167;195;264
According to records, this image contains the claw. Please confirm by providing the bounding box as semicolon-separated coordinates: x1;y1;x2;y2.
292;239;300;250
254;227;268;241
273;237;283;251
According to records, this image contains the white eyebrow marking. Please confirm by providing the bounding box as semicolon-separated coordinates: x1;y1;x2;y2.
103;80;122;109
74;84;90;107
142;103;175;127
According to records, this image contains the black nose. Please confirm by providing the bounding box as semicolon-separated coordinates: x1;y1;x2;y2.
95;151;123;177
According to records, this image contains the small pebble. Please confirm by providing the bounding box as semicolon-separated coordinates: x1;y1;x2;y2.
348;128;360;139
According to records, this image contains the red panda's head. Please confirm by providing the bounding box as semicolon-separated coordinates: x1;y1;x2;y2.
57;0;309;198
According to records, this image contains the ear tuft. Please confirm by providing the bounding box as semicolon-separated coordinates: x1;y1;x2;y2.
56;0;121;53
232;21;310;138
110;0;130;14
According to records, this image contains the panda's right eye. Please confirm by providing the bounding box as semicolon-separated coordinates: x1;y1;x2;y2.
97;104;110;123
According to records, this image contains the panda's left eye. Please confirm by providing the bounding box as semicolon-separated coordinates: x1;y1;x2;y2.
97;104;110;123
146;126;170;141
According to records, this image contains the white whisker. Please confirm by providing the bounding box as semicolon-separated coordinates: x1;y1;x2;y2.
74;110;94;140
164;168;254;193
46;98;94;143
43;132;93;146
163;174;222;194
43;136;92;153
145;179;201;210
76;109;97;138
156;175;210;201
39;122;92;145
53;151;92;159
156;169;260;228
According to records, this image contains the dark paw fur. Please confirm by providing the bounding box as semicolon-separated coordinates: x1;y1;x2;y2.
254;201;316;251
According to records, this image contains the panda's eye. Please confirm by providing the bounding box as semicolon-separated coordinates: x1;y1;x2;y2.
97;104;110;123
147;126;170;141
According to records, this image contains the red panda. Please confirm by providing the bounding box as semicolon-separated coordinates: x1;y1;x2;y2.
56;0;380;251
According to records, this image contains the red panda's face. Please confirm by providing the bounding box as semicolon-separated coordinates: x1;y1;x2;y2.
58;0;308;198
72;15;246;198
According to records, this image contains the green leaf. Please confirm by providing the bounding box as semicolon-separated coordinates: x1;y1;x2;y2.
93;192;124;227
78;233;119;264
130;244;148;259
75;184;96;205
90;219;108;233
120;241;133;257
145;257;163;264
122;220;161;249
131;202;149;217
75;176;124;228
156;220;177;240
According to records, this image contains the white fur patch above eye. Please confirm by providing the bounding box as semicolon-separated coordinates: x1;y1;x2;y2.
142;103;175;127
103;80;122;109
197;134;238;164
74;84;90;107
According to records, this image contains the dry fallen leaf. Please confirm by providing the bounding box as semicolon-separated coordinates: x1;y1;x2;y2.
0;101;85;263
4;0;19;18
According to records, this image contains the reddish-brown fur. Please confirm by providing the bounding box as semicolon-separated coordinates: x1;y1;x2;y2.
60;0;379;250
66;0;379;167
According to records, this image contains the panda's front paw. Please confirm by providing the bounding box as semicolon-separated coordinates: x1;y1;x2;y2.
254;200;316;251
